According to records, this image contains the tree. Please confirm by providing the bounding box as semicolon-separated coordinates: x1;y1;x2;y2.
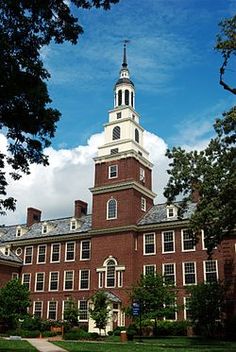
164;16;236;253
89;290;110;335
187;282;225;337
0;279;31;329
64;298;79;327
0;0;119;215
130;274;176;336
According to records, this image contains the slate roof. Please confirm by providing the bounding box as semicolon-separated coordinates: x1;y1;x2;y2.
138;202;196;226
0;250;22;264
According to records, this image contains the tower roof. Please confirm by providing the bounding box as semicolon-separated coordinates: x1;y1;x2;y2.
114;43;134;88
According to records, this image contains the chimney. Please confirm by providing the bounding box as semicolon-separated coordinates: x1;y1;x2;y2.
74;200;88;218
27;207;41;227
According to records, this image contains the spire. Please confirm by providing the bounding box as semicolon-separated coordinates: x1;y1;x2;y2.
122;43;128;68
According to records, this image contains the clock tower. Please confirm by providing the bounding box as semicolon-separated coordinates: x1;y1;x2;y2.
91;44;156;231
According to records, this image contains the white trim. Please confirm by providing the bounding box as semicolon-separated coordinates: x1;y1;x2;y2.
47;301;58;320
141;197;146;212
143;233;156;255
105;259;116;288
162;230;175;254
12;272;19;280
78;300;88;322
108;164;118;179
50;243;61;263
106;198;117;220
80;240;91;261
182;262;197;286
15;247;22;256
24;246;33;265
162;262;176;285
79;269;90;290
33;301;43;318
98;272;103;288
36;244;47;264
35;272;45;292
203;260;218;283
143;264;156;276
22;273;31;290
183;296;191;320
49;271;59;292
117;271;123;287
181;229;195;252
65;241;76;262
63;270;74;291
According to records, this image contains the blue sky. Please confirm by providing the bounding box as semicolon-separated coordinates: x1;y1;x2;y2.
1;0;236;225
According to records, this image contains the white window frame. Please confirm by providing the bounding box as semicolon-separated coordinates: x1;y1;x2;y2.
203;260;218;283
141;197;146;212
105;259;116;288
167;206;176;218
79;269;90;290
106;198;117;220
183;262;197;286
50;243;61;263
12;272;19;280
108;165;118;179
117;271;123;287
22;273;31;290
33;301;43;318
143;264;156;276
35;272;45;292
78;300;88;322
163;302;177;321
162;231;175;254
162;263;176;285
98;272;104;288
16;226;22;237
24;246;33;265
65;241;76;262
42;223;48;234
181;229;195;252
80;240;91;261
49;271;59;291
70;219;77;230
37;244;47;264
139;167;145;182
143;233;156;255
47;301;58;320
63;270;74;291
184;296;191;320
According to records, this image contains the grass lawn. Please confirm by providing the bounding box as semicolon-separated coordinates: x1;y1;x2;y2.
0;338;38;351
54;337;236;352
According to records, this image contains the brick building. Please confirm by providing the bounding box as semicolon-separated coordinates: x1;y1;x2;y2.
0;45;235;332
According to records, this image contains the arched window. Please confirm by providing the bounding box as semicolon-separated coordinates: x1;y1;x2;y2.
125;90;129;105
135;128;139;143
131;92;134;107
112;126;120;140
106;259;116;287
107;198;117;219
118;90;122;106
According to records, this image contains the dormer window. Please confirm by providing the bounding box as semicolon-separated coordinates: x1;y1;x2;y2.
42;223;48;234
70;219;77;230
167;206;176;218
5;247;10;256
16;226;22;237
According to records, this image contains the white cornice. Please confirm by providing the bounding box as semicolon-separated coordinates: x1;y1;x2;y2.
104;117;144;131
94;150;153;169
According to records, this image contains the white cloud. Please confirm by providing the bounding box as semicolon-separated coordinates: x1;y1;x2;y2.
0;131;169;225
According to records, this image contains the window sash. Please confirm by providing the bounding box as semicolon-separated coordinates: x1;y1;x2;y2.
144;233;155;255
37;245;46;263
107;199;117;219
65;242;75;261
79;300;88;321
163;231;175;253
48;301;57;320
64;271;74;290
79;270;89;290
182;230;195;251
51;243;60;262
184;262;196;285
144;265;156;276
24;246;33;264
163;263;175;285
22;273;31;290
109;165;118;178
34;301;43;318
80;240;90;260
204;260;218;283
35;273;44;291
49;272;59;291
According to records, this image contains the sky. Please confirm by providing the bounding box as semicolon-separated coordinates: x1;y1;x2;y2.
1;0;236;225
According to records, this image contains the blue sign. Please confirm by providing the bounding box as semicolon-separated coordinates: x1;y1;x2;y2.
132;302;140;316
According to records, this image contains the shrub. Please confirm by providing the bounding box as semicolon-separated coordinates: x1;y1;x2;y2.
156;321;188;336
126;324;137;341
21;316;42;331
8;329;40;338
112;326;126;336
224;315;236;340
64;328;90;340
42;331;57;338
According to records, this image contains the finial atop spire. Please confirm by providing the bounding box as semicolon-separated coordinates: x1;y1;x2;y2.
122;43;127;68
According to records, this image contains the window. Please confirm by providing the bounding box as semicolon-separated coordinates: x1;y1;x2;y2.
110;148;119;155
16;226;21;237
106;259;116;287
139;167;145;182
107;198;117;219
22;273;31;290
80;240;91;260
79;300;88;321
47;301;57;320
109;165;118;179
141;197;146;211
144;264;156;276
184;297;192;320
65;242;75;261
162;231;175;253
24;246;33;265
125;89;129;105
16;247;22;256
204;260;218;283
131;92;134;107
117;112;122;119
4;247;10;256
118;90;122;106
64;270;74;290
98;272;104;288
37;244;47;264
79;269;90;290
183;262;197;285
163;263;176;285
33;301;43;318
12;272;19;280
182;229;195;251
143;233;156;255
117;271;123;287
135;128;139;143
35;272;45;291
42;223;47;234
164;302;177;321
50;243;60;263
167;207;175;218
49;272;59;291
112;126;120;140
70;219;77;230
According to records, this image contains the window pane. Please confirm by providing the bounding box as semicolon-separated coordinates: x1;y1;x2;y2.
112;126;120;140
